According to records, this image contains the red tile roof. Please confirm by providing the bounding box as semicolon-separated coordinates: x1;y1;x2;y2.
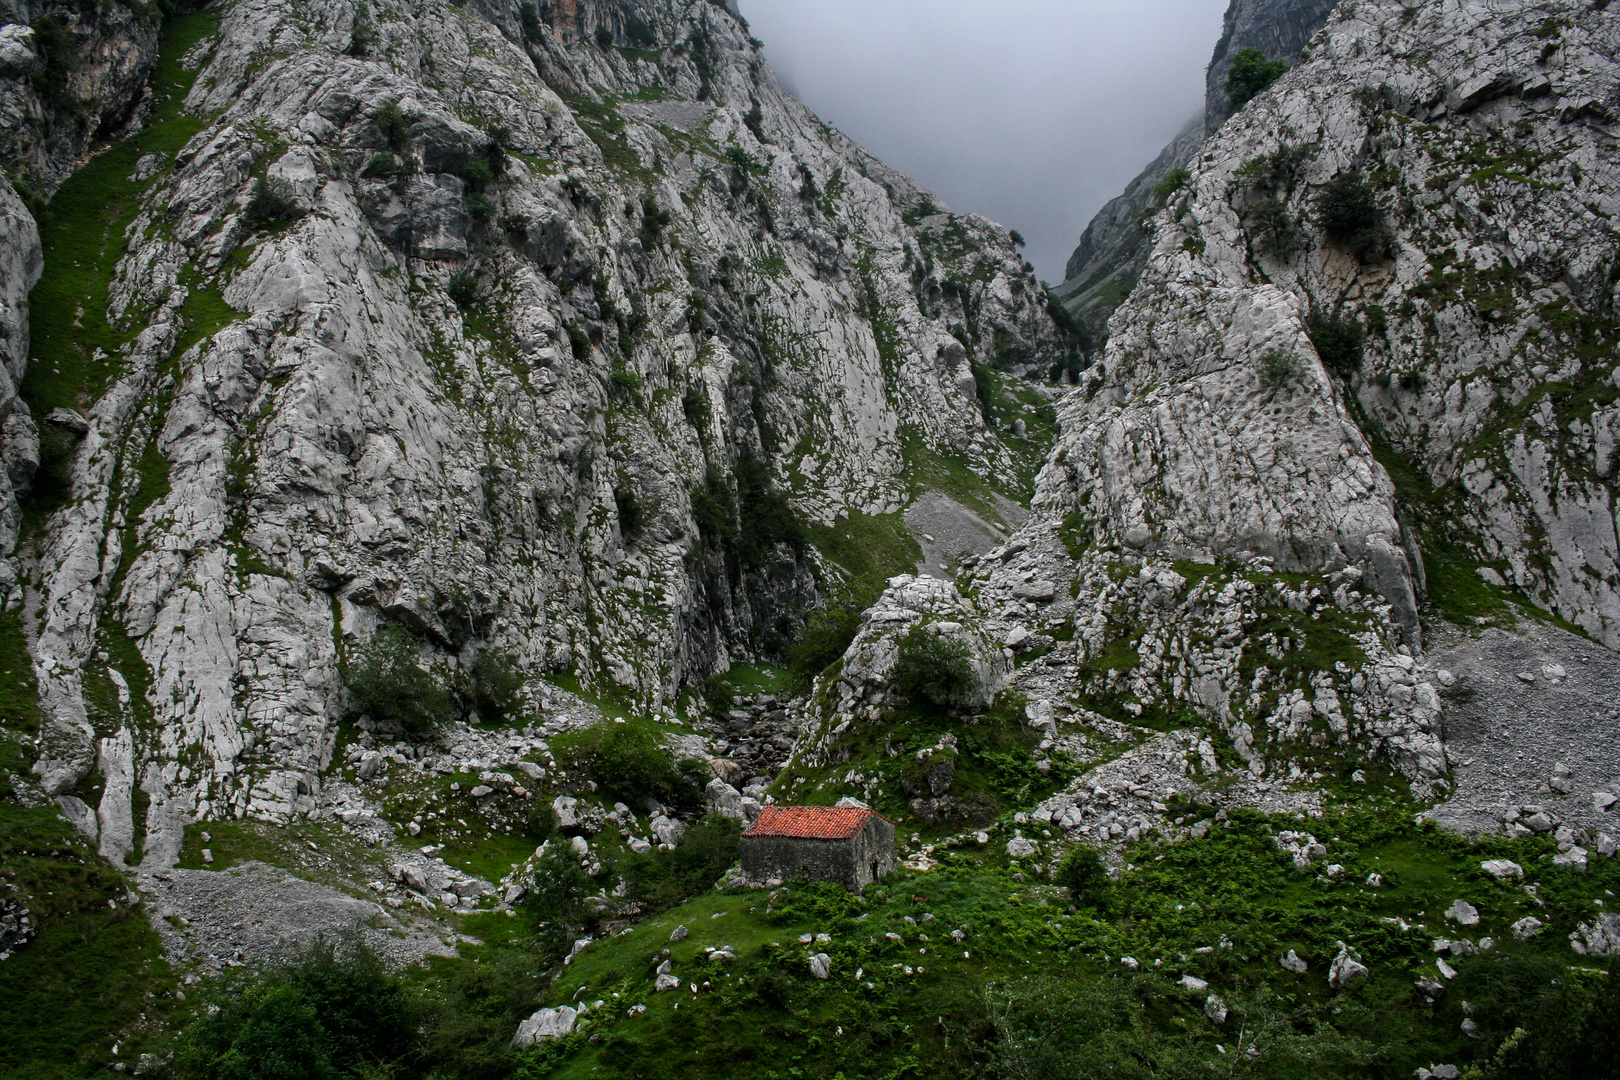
742;806;886;840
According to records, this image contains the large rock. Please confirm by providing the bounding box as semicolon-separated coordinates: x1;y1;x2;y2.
792;575;1011;767
511;1005;579;1047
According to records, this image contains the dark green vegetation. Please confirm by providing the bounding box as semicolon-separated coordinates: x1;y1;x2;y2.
21;9;220;426
345;627;526;737
1305;307;1366;378
0;610;179;1080
1226;48;1289;109
1316;170;1394;263
892;624;976;709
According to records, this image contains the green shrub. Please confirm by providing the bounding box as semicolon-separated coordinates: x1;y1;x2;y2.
1305;308;1365;377
1056;845;1108;903
682;383;711;430
614;482;644;540
1315;170;1393;262
1233;143;1315;195
243;176;299;225
786;601;863;681
524;801;557;841
173;940;413;1080
373;101;411;154
1247;197;1307;258
345;1;376;56
1226;47;1288;110
416;948;552;1079
523;846;597;932
590;724;691;805
447;271;478;309
623;813;742;912
519;2;543;45
639;194;672;248
29;16;77;104
892;623;976;709
344;625;453;738
734;453;804;567
1152;166;1191;205
467;648;523;722
1258;349;1301;390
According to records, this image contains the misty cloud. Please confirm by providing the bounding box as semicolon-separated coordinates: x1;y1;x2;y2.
742;0;1228;282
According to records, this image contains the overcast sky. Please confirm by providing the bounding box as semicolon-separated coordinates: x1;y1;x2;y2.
743;0;1229;283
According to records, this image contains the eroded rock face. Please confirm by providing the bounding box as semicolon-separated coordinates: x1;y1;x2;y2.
19;0;1066;841
0;2;162;194
0;171;39;601
1105;0;1620;647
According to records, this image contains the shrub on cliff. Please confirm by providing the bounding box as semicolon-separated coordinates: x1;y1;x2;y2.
1226;48;1288;110
1316;170;1394;262
893;623;976;709
344;625;453;738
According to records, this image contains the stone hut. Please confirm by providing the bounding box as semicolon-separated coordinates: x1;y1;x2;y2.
740;806;897;891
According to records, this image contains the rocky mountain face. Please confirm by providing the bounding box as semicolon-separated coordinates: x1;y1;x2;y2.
3;0;1068;859
1055;0;1338;337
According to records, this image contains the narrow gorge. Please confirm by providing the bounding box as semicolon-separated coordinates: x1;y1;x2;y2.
0;1;1616;1078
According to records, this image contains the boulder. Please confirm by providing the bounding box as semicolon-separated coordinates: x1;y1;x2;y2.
1480;859;1522;881
1279;949;1307;973
809;953;831;979
1511;916;1544;940
510;1006;578;1047
1328;944;1369;989
1444;900;1480;926
705;779;745;821
1569;913;1620;957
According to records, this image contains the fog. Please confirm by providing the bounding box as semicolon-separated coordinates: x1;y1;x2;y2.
743;0;1228;282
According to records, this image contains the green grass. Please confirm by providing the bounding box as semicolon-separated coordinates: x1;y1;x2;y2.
486;794;1618;1080
803;509;922;600
0;615;178;1080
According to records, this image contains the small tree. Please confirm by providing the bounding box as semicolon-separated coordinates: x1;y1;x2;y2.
1316;170;1393;262
893;623;977;710
345;625;453;738
1305;308;1366;378
1056;845;1108;905
244;176;299;225
1259;350;1302;391
467;648;523;722
1226;48;1288;110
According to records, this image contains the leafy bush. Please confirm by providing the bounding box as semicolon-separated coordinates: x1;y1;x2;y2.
1460;953;1620;1080
614;481;645;540
734;454;804;567
1315;170;1393;262
1233;143;1316;196
1247;197;1307;258
682;383;711;430
416;948;553;1079
623;813;742;913
467;648;523;722
892;623;976;710
1226;47;1288;110
173;940;413;1080
1258;350;1301;390
1152;166;1191;205
588;723;696;806
524;801;557;841
345;1;376;56
243;176;299;225
373;101;411;154
447;271;478;310
787;600;864;681
639;194;672;248
1305;308;1365;377
523;846;597;932
519;2;543;45
345;625;453;738
1056;845;1108;903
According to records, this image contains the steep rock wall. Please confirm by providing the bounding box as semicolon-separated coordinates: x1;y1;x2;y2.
1056;0;1338;338
19;0;1068;853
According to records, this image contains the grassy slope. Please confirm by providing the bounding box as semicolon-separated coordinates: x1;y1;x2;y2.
517;788;1619;1079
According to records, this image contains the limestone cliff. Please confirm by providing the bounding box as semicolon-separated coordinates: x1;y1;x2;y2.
11;0;1068;857
1056;0;1338;338
974;0;1620;798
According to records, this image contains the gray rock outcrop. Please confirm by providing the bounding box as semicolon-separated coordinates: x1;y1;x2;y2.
12;0;1067;844
1055;0;1339;337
